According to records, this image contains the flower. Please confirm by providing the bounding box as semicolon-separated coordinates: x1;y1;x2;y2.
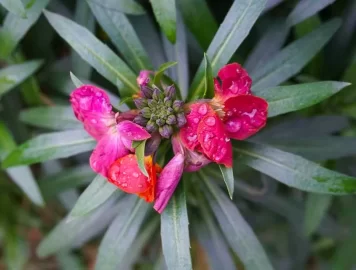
70;85;151;177
180;63;268;167
108;154;161;202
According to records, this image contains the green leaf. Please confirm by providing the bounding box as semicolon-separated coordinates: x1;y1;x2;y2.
0;0;50;58
69;175;119;217
0;122;44;206
95;196;149;270
304;194;332;237
88;0;152;72
218;165;234;199
0;0;25;17
202;176;274;270
20;106;81;130
2;129;96;168
0;60;43;97
251;19;341;91
177;0;218;51
234;141;356;194
72;0;95;79
150;0;176;44
86;0;145;15
286;0;337;26
257;136;356;161
57;251;85;270
70;72;84;88
203;53;214;99
44;10;138;98
39;165;95;200
37;197;119;257
135;140;148;177
259;81;350;117
153;61;178;85
188;0;266;101
161;182;192;270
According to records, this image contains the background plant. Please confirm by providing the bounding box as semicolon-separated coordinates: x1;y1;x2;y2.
1;0;356;269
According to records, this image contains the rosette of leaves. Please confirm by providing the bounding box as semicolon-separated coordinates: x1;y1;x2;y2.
1;0;356;269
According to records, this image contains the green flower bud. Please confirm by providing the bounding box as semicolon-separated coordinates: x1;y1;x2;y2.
140;107;151;118
156;118;166;127
173;100;184;112
134;98;147;109
146;120;158;133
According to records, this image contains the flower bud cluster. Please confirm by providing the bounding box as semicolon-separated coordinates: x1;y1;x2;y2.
133;85;186;138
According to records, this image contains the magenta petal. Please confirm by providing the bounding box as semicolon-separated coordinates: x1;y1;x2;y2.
89;133;130;177
117;121;151;141
137;70;151;86
154;153;185;213
70;85;115;140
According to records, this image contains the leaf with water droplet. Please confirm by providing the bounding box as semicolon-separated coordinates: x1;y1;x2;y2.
218;165;234;199
134;140;148;177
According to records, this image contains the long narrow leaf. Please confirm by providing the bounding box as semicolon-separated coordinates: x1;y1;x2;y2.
177;0;218;51
20;106;81;130
95;196;149;270
260;81;350;117
188;0;266;101
150;0;176;44
69;175;119;217
251;19;340;91
88;0;152;72
86;0;145;15
44;10;138;98
234;141;356;194
0;0;50;58
2;130;96;168
0;0;25;17
0;60;43;97
202;176;274;270
161;181;192;270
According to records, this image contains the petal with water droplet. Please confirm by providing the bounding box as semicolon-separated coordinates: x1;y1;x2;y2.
117;120;151;141
197;113;232;167
224;95;268;140
214;63;252;102
180;102;214;150
90;133;130;177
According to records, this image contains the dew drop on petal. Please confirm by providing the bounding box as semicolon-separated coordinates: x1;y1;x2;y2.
133;172;139;178
193;118;200;124
225;120;241;133
204;116;216;126
225;137;230;142
198;104;208;115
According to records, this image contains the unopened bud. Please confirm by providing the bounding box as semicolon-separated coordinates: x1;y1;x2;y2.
133;115;148;126
146;120;158;132
140;107;151;118
164;85;175;99
159;125;173;138
177;113;187;127
164;97;173;107
173;100;184;112
148;99;157;108
152;88;161;100
134;98;147;109
166;115;177;125
141;86;153;98
156;118;166;127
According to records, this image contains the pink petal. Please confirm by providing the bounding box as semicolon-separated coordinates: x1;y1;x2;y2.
197;113;232;167
214;63;252;102
172;135;211;172
137;70;151;86
117;120;151;141
180;102;214;150
224;95;268;140
89;133;130;177
70;85;115;140
154;153;185;213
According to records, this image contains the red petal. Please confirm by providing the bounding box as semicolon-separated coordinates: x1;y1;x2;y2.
107;154;156;199
214;63;252;102
180;102;214;150
197;113;232;167
224;95;268;140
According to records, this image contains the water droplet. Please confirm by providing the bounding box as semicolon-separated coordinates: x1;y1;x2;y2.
187;133;197;142
233;108;237;113
138;184;143;188
225;137;230;142
133;172;139;177
91;119;97;124
193;118;199;124
243;109;257;118
122;183;128;187
204;116;216;126
225;120;241;133
198;104;208;115
227;111;233;117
